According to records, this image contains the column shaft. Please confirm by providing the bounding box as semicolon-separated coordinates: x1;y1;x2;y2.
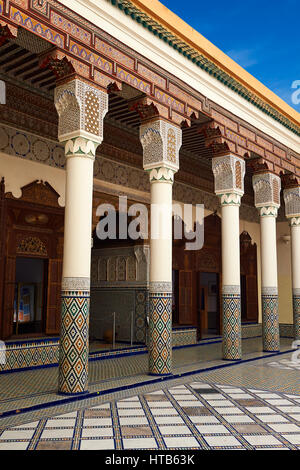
221;203;242;360
291;223;300;339
59;154;94;394
149;179;173;375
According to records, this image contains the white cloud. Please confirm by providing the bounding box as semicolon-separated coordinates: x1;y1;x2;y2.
225;48;258;68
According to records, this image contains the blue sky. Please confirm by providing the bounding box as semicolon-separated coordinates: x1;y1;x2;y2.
160;0;300;111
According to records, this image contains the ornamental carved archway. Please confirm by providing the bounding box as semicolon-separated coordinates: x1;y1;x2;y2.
0;179;64;339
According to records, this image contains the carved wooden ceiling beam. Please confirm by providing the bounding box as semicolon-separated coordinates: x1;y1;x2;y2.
198;121;233;158
0;25;17;47
280;171;300;189
247;156;274;174
39;48;76;83
129;96;190;127
129;98;160;121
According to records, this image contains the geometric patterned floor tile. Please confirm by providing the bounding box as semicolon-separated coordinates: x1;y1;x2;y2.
1;378;300;450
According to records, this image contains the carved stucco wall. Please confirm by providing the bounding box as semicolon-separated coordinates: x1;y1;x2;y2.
0;123;261;222
90;245;149;343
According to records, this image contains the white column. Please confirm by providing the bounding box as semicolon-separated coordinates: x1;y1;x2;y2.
63;144;95;280
212;155;245;360
140;118;181;375
260;215;278;289
150;177;173;285
54;79;108;394
283;187;300;339
222;204;241;286
253;172;281;352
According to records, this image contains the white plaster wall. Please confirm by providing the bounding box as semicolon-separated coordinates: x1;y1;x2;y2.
0;152;66;206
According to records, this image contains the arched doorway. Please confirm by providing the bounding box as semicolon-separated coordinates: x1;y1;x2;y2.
240;231;259;322
172;213;259;339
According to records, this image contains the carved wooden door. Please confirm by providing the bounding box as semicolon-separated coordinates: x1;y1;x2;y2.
2;256;16;339
179;270;193;324
46;259;62;335
246;274;259;321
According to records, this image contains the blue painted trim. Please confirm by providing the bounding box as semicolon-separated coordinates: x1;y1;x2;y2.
172;326;197;331
222;358;242;362
57;390;90;397
0;362;58;375
173;339;222;350
199;336;221;340
4;337;59;347
89;349;146;362
0;348;294;420
148;372;173;377
89;344;145;356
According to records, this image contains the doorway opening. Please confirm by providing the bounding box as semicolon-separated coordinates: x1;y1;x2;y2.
198;272;220;338
13;257;48;336
241;274;247;322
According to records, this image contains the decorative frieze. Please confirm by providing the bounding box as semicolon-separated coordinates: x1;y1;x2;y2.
149;281;173;293
17;236;48;256
0;123;261;221
61;277;90;291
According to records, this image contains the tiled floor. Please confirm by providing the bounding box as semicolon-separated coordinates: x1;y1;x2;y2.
0;337;299;450
1;380;300;450
0;337;294;417
267;358;300;370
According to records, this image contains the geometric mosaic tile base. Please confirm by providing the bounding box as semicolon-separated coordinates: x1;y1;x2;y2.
293;295;300;340
222;292;242;360
148;292;172;376
59;291;90;395
262;294;280;352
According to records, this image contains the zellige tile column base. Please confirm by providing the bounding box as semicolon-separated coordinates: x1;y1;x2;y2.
148;285;172;376
262;287;280;352
222;285;242;361
59;278;90;395
293;289;300;341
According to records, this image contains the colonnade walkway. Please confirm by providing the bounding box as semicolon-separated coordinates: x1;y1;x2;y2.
0;337;296;431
